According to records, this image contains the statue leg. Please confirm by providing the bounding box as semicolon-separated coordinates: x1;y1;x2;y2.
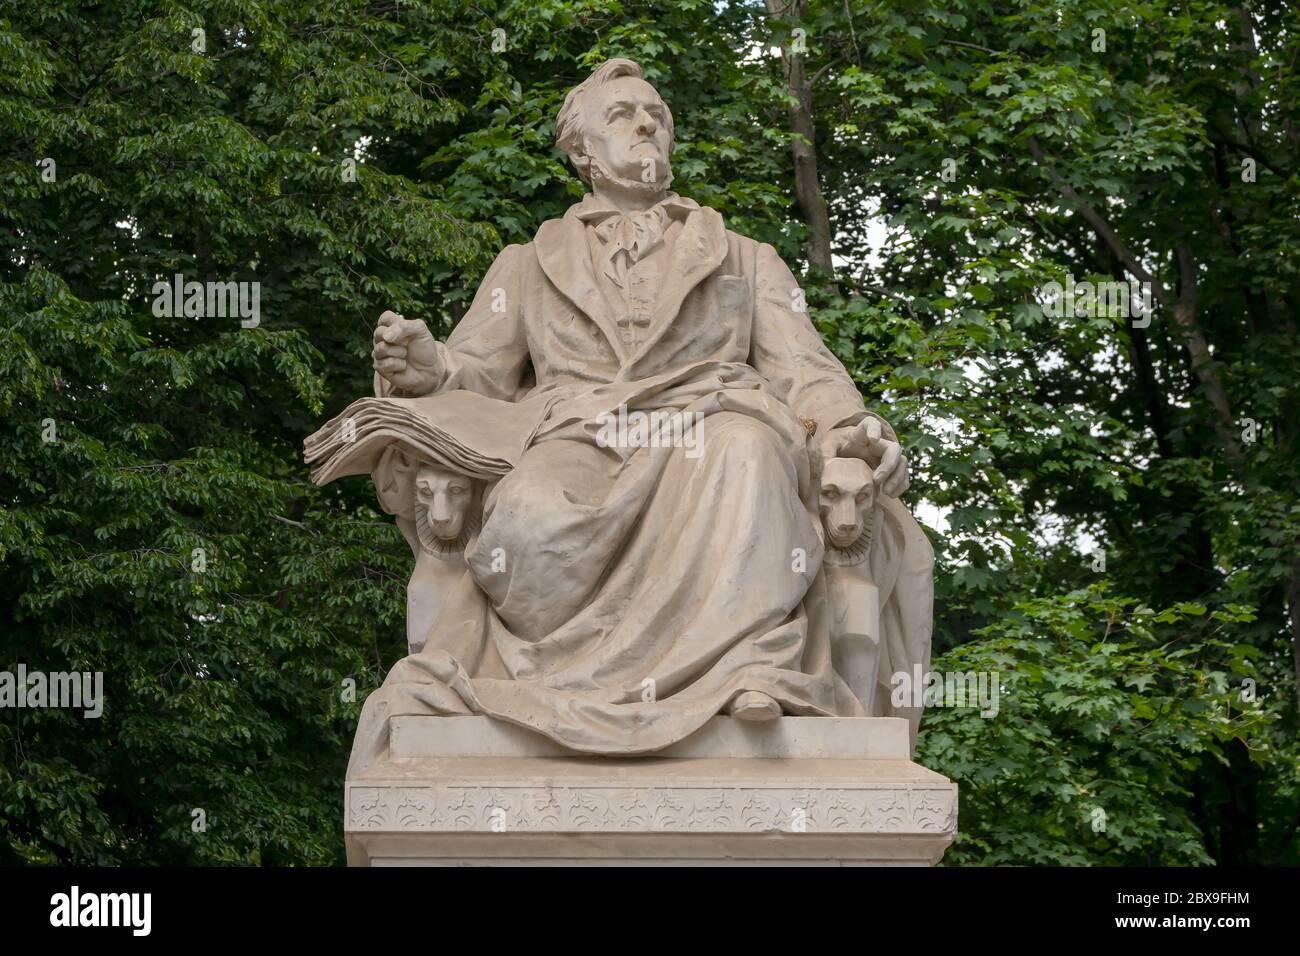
462;411;830;726
466;438;629;638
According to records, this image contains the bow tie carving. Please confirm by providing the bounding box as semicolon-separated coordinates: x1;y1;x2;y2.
591;206;670;285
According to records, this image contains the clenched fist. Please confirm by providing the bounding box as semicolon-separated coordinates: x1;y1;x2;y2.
372;311;445;395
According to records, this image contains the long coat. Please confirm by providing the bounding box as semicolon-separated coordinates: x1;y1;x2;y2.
417;193;887;441
336;194;931;762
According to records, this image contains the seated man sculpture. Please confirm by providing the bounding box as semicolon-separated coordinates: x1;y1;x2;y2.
306;58;934;767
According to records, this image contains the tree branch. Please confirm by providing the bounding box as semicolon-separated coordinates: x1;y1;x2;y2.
1026;136;1244;464
1025;136;1168;306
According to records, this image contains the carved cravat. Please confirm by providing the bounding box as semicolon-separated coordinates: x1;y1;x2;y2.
577;196;691;349
588;205;670;287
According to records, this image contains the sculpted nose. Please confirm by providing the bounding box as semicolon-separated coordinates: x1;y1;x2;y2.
634;108;658;136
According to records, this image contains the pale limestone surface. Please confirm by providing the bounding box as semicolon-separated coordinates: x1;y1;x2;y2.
391;715;912;759
305;57;952;863
346;716;956;866
306;57;934;759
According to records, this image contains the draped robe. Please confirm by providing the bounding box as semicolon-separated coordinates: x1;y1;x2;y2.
328;193;930;769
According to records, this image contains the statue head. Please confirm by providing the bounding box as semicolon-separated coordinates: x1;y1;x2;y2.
413;462;478;552
555;58;674;195
819;457;876;550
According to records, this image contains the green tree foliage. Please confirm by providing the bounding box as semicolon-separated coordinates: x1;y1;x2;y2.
919;589;1277;864
779;0;1300;865
1;0;1295;864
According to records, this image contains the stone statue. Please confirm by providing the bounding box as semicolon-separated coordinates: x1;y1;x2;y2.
306;58;934;770
366;447;484;654
820;456;883;713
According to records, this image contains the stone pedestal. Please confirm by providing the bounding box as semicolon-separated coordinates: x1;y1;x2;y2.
345;716;956;866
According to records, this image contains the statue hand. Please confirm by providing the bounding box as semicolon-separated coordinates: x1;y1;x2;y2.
372;311;445;394
820;417;910;498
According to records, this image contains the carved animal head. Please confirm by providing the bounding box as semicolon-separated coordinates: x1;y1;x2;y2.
413;463;478;549
819;457;876;550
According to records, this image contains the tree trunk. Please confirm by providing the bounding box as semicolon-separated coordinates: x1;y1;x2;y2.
1289;561;1300;704
764;0;835;275
1171;244;1244;465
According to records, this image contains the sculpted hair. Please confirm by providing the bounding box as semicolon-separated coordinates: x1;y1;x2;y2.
554;58;675;184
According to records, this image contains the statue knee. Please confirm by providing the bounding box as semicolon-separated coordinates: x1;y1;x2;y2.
709;416;781;458
705;416;792;484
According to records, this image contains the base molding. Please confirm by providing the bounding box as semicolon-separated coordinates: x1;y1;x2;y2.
345;717;957;866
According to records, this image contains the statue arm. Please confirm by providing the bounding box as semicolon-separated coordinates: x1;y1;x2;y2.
749;243;896;441
435;243;533;400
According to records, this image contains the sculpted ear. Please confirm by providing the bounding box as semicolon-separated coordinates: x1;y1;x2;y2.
574;129;606;184
569;147;592;185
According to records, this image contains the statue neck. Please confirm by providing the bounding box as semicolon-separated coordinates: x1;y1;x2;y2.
590;180;668;215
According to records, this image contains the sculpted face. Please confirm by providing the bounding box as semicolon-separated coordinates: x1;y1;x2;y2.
414;463;475;542
579;75;672;187
819;458;876;550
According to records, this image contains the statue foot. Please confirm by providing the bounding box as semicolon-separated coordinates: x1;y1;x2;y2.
728;691;781;722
